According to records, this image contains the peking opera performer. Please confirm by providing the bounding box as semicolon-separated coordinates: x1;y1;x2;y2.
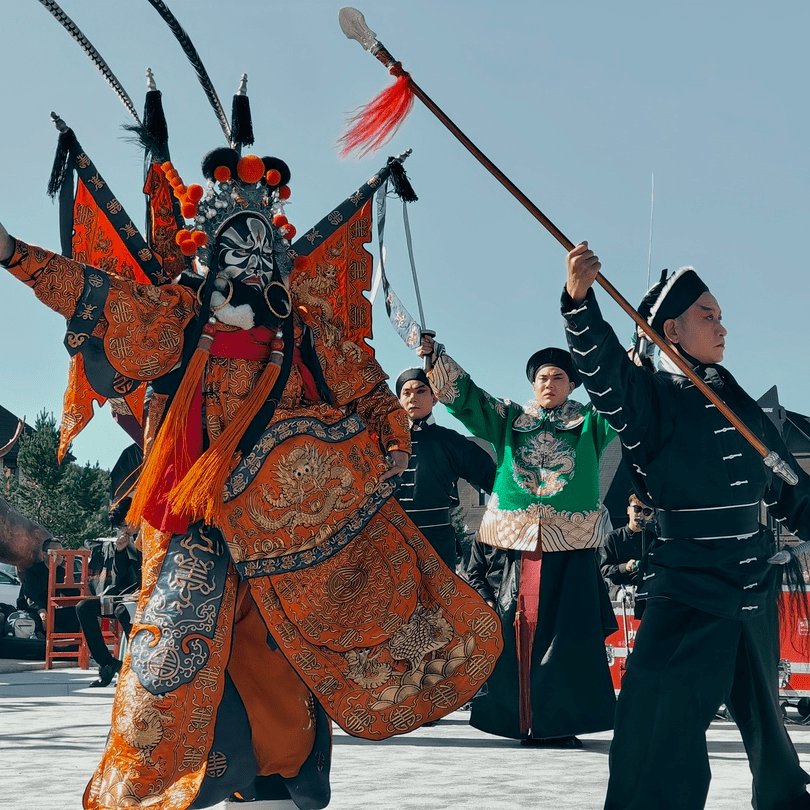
0;138;501;810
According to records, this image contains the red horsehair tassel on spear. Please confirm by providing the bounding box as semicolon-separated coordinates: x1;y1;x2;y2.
337;5;800;492
337;9;416;158
339;68;414;158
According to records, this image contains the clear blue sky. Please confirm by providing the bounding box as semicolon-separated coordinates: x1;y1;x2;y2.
1;0;808;470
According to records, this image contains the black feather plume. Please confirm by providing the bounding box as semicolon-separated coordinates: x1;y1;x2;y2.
144;0;231;143
37;0;140;123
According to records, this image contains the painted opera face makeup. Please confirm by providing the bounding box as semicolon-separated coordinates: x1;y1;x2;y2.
210;214;291;329
217;214;279;288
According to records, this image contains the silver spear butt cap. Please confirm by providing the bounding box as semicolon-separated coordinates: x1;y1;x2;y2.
339;7;380;53
764;451;799;486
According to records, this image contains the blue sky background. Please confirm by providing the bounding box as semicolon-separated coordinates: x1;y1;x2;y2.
0;0;808;470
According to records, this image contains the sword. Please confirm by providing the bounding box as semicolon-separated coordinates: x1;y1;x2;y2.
339;6;799;485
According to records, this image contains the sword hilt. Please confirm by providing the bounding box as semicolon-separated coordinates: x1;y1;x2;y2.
421;329;436;372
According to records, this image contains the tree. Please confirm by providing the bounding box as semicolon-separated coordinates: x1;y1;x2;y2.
8;410;110;548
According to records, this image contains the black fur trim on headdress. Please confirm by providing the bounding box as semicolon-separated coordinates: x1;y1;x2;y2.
47;127;77;198
231;93;255;149
388;157;418;203
262;157;291;188
201;147;239;180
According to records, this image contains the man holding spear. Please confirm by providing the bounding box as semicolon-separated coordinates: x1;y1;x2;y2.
564;242;810;810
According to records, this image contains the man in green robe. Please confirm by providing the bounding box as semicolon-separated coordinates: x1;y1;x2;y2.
420;338;617;747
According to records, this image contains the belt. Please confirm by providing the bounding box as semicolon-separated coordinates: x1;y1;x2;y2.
407;507;452;530
657;503;760;540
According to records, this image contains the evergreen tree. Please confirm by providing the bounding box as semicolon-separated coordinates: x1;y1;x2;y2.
8;410;110;548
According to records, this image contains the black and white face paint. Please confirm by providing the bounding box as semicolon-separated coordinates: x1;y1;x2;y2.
217;215;276;287
209;213;292;330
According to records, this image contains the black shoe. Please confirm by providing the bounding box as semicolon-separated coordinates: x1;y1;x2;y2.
521;735;583;749
90;659;122;688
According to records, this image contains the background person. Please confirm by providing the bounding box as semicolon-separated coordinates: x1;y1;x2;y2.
600;492;659;618
77;498;142;688
394;367;495;572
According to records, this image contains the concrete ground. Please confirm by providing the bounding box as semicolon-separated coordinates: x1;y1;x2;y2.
3;659;810;810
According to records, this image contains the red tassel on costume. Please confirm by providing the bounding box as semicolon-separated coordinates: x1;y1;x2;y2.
338;73;415;158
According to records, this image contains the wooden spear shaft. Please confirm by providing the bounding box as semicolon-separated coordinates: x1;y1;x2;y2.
338;7;797;484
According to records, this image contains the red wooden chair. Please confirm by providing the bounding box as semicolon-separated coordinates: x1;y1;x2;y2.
44;548;92;669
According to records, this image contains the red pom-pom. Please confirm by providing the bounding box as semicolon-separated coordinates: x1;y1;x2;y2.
237;155;265;184
175;229;191;244
186;184;204;203
272;214;288;227
191;230;208;247
278;185;291;200
283;225;297;240
179;239;198;256
213;166;231;183
182;202;198;219
265;168;282;186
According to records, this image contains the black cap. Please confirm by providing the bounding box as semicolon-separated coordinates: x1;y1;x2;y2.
525;347;581;388
395;367;430;398
643;267;709;333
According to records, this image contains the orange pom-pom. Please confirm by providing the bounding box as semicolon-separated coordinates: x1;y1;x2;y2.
283;225;297;240
237;155;265;184
191;230;208;247
272;214;288;227
175;229;191;244
265;169;282;186
213;166;231;183
179;239;198;256
278;185;291;200
186;184;204;203
182;202;198;219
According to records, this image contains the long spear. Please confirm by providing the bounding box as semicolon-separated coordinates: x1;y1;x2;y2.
338;6;798;486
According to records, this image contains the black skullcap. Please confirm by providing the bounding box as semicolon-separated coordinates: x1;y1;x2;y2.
396;367;430;398
643;267;709;333
525;347;581;388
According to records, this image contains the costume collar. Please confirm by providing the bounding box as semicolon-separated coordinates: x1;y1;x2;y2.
513;398;587;432
410;414;436;430
657;349;724;388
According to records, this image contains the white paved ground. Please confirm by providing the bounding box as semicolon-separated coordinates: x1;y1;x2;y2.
2;661;810;810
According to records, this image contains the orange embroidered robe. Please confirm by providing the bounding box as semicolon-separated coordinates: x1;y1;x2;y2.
4;239;502;810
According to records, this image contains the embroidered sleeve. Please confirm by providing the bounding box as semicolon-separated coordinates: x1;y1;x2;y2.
351;380;411;454
4;238;196;381
428;352;511;445
3;238;85;317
